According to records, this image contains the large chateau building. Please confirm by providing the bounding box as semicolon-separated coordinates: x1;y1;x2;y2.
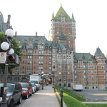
0;6;107;90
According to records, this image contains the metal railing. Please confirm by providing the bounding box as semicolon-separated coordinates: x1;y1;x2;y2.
0;74;29;83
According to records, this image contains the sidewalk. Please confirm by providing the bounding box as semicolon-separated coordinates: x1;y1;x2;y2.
19;85;60;107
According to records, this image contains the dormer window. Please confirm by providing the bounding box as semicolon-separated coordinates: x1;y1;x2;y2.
61;17;65;22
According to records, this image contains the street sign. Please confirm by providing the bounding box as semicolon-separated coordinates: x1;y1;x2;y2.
0;52;7;63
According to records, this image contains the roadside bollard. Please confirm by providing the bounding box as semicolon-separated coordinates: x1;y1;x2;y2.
60;88;63;107
42;83;43;90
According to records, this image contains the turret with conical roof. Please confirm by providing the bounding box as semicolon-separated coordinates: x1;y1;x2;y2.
95;47;105;58
94;48;106;88
49;5;76;52
52;5;72;22
72;13;75;22
0;12;13;32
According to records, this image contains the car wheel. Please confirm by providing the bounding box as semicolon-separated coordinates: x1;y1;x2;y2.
26;93;29;99
32;90;34;94
18;96;22;104
9;100;14;107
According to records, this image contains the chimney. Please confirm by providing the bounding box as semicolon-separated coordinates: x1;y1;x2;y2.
15;31;17;36
35;32;37;36
7;15;11;24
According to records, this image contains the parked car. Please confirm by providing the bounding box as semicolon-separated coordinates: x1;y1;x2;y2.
31;82;37;93
0;82;22;107
73;84;83;91
30;80;40;90
19;82;33;99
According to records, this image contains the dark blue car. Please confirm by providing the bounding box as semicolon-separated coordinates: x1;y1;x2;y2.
0;83;22;107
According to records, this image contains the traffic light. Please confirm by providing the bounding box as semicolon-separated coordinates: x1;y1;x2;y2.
7;54;19;64
9;55;15;61
7;55;15;63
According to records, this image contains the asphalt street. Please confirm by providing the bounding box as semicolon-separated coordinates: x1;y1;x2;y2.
77;90;107;101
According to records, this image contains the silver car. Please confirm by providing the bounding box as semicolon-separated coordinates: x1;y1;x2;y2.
31;83;37;93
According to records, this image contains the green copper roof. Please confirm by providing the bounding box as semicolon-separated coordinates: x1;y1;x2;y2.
74;53;96;63
15;35;47;43
53;6;71;22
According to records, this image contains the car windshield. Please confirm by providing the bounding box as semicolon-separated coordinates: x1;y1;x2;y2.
0;83;4;97
7;84;15;92
0;83;4;87
20;83;28;88
0;83;15;93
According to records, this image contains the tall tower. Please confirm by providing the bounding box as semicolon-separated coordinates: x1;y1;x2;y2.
0;12;12;32
49;5;76;51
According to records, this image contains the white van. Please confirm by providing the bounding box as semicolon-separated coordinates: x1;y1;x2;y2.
73;84;83;91
30;74;41;90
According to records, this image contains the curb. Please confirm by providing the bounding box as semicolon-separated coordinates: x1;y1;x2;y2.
54;89;67;107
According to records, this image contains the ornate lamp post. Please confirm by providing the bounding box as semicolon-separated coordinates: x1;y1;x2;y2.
0;29;14;107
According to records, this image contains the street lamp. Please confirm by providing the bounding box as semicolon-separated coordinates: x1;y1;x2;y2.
0;28;14;107
1;42;10;51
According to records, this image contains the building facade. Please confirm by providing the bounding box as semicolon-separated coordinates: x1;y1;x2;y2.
13;34;74;87
0;6;107;90
74;49;106;90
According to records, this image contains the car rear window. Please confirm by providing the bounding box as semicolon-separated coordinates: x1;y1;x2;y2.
20;83;28;88
0;83;3;87
30;81;38;84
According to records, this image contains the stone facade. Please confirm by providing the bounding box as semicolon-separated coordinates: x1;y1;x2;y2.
74;51;106;90
13;35;74;87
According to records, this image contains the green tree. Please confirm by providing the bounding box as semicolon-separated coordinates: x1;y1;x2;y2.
0;32;5;43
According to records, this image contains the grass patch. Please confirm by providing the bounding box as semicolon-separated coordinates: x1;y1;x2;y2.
63;93;88;107
55;86;107;107
55;86;88;107
86;104;107;107
63;88;85;101
55;86;85;101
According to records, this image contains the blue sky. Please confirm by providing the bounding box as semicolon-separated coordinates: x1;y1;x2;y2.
0;0;107;55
